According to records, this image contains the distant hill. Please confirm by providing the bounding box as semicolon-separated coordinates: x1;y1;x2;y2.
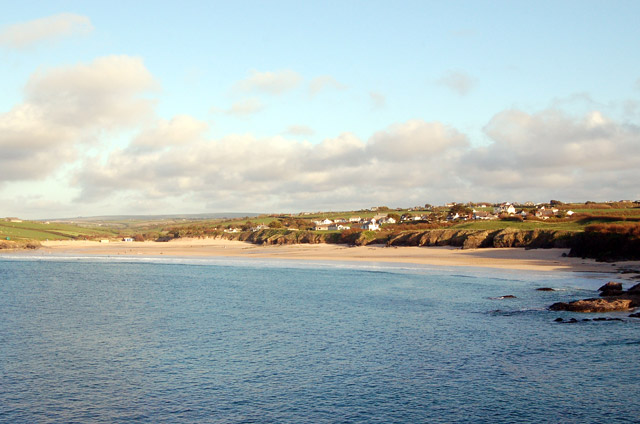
39;212;263;222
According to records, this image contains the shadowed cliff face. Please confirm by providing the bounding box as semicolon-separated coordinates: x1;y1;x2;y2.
568;231;640;261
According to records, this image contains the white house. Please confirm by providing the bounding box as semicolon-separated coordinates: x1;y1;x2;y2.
473;211;497;220
328;224;350;231
494;203;516;215
349;216;362;223
361;218;380;231
535;207;560;219
447;213;460;221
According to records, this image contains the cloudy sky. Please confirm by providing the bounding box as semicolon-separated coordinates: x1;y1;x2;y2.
1;1;639;218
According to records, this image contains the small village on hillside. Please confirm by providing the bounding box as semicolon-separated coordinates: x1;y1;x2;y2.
219;200;639;234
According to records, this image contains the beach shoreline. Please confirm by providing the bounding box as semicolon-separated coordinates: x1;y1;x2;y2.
11;238;636;277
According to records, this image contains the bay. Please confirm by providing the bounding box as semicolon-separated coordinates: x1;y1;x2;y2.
1;256;638;423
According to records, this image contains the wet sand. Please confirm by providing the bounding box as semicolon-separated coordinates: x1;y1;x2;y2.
34;238;640;275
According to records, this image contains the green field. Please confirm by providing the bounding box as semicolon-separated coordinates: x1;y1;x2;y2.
0;221;117;241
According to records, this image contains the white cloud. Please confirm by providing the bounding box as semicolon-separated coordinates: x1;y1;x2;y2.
71;105;640;212
369;91;386;110
437;70;477;96
0;13;93;49
0;55;157;182
235;69;302;95
226;98;265;116
309;75;346;96
5;56;639;214
0;104;77;181
462;108;640;200
284;125;315;136
367;120;468;162
72;118;467;210
131;115;208;151
25;55;157;128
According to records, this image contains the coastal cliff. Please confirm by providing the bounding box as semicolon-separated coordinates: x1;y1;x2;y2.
218;228;573;250
214;226;640;261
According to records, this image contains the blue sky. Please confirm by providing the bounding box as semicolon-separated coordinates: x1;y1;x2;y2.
1;1;639;218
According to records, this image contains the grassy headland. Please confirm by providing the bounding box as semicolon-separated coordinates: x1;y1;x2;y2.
3;201;640;260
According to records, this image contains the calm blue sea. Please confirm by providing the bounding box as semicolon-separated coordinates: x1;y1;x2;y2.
0;255;638;423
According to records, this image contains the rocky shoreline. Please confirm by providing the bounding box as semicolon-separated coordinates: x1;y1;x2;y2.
550;281;640;314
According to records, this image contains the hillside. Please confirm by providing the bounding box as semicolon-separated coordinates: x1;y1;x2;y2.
4;201;640;260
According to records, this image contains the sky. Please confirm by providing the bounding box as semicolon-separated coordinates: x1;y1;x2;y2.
1;0;639;219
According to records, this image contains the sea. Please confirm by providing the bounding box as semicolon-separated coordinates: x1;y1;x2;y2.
0;254;639;423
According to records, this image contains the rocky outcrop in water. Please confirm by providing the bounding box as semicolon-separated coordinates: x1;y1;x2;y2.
549;282;640;313
598;282;624;297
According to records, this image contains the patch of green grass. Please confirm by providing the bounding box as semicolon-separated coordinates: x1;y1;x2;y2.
0;221;117;241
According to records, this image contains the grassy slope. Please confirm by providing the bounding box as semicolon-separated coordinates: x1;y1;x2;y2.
5;203;639;243
0;221;117;241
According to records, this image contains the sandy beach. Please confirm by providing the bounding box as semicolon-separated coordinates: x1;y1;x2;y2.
32;238;639;276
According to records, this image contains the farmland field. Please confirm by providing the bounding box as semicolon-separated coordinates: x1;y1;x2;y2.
0;221;117;241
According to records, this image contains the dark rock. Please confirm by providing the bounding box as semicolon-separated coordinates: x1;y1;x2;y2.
627;283;640;294
500;295;517;299
536;287;555;291
582;318;591;321
593;317;607;321
599;282;623;291
554;317;564;322
600;290;625;297
549;298;634;313
568;318;578;323
629;312;640;318
598;281;624;297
